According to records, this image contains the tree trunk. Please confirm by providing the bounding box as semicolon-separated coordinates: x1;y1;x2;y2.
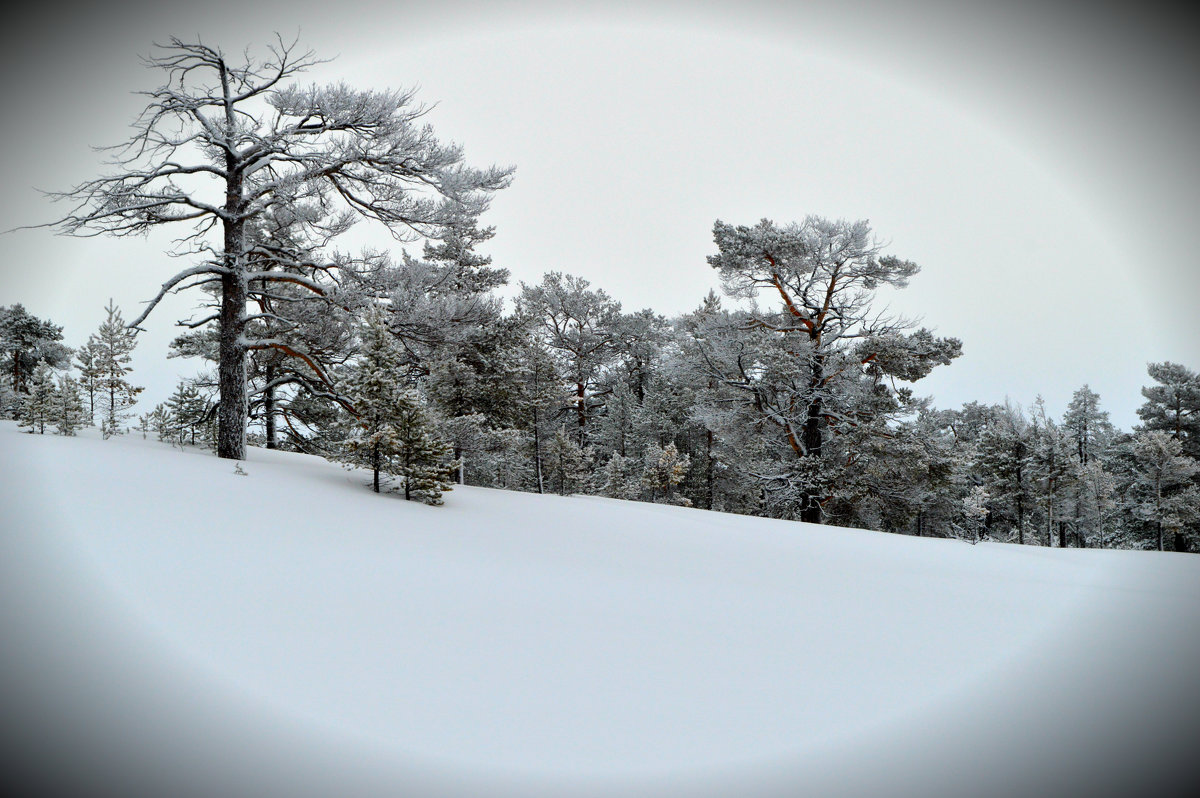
532;406;544;494
216;150;247;461
1047;491;1054;547
372;442;381;494
576;381;587;444
217;269;248;460
800;356;824;524
705;428;714;511
1016;494;1025;545
216;70;247;462
263;365;277;449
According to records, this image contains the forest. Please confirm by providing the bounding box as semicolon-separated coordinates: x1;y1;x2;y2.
3;36;1198;552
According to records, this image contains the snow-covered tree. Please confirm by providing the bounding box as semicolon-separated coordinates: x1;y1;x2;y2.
52;374;87;436
1077;459;1119;549
17;362;56;434
513;336;567;494
1030;398;1076;547
1062;385;1114;466
334;308;455;503
1137;362;1200;459
517;272;622;446
544;425;592;496
976;402;1034;544
91;300;142;438
960;485;991;543
164;379;216;447
640;442;692;506
0;304;71;416
386;396;457;505
73;338;103;425
597;453;639;499
701;217;960;523
146;404;174;443
1125;431;1200;552
49;36;513;460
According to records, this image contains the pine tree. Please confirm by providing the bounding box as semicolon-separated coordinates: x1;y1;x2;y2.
147;404;173;442
1061;385;1117;547
640;442;692;506
335;308;455;503
0;304;71;402
704;217;961;523
1063;385;1113;466
1030;398;1076;547
597;453;639;499
960;485;991;543
92;300;143;438
976;403;1034;544
1125;431;1200;552
1137;362;1200;459
545;425;592;496
517;272;622;446
52;38;513;461
17;362;56;434
52;374;87;436
74;338;103;425
1077;459;1118;549
515;336;566;495
388;397;457;505
165;379;214;446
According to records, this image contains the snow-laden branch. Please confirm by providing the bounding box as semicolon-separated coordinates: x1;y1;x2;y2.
129;263;229;330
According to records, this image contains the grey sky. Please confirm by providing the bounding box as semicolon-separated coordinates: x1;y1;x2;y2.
2;0;1196;429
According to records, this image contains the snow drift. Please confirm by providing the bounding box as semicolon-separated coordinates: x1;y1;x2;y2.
2;421;1198;798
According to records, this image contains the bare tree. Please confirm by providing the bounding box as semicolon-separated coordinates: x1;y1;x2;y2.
47;36;512;459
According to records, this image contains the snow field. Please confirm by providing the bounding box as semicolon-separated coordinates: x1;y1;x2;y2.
2;421;1198;798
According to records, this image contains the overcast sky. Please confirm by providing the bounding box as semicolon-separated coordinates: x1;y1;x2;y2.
1;0;1196;430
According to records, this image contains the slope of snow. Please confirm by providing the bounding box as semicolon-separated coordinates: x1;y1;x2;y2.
2;421;1198;798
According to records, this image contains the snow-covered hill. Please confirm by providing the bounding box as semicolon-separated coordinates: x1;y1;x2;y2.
2;421;1198;798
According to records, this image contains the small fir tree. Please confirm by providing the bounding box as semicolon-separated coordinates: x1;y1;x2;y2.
641;442;692;505
92;300;143;438
52;374;87;436
598;453;639;499
544;425;592;496
959;485;991;543
335;308;455;504
74;338;103;425
389;397;457;504
164;379;214;447
17;362;56;434
147;404;173;442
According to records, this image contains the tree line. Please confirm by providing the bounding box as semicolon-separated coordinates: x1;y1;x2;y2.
5;35;1197;545
4;268;1198;549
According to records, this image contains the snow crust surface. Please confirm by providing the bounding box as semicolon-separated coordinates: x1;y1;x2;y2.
2;421;1198;798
